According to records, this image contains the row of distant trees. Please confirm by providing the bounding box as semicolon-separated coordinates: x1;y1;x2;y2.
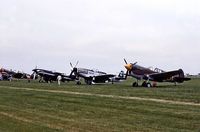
186;73;200;78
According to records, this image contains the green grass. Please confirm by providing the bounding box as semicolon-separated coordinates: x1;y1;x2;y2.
0;78;200;131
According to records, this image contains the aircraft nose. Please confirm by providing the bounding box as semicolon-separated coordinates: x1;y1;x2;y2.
124;64;132;71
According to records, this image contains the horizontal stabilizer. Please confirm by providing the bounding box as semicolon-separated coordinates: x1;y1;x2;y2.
173;77;191;83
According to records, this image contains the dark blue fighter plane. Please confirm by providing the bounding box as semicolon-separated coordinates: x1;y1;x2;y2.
70;62;126;85
32;68;77;83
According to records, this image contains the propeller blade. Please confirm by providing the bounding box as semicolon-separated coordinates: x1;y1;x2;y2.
124;58;128;64
125;70;129;79
75;61;79;68
133;62;137;65
70;62;73;68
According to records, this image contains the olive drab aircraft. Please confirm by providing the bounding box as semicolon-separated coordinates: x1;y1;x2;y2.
32;68;77;83
70;62;126;85
123;59;191;87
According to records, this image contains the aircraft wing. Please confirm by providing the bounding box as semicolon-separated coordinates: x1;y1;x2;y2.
42;72;73;81
94;74;115;82
61;75;74;81
41;72;56;77
78;73;114;79
147;69;184;82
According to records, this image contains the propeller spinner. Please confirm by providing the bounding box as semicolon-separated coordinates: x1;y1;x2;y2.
124;59;137;71
124;59;137;79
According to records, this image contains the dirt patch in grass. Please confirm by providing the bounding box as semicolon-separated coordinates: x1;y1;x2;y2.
1;86;200;106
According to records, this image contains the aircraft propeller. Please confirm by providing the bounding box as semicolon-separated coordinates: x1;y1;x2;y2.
75;61;79;68
124;59;137;65
124;59;129;79
124;59;137;79
70;61;79;70
69;61;79;74
125;70;129;79
69;61;79;80
132;62;137;65
70;62;73;69
124;58;128;64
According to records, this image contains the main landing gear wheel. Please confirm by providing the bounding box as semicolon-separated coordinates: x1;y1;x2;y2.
146;82;152;88
142;81;152;87
132;82;138;87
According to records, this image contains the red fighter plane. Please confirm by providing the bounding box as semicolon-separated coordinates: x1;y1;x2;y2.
0;67;30;81
123;59;191;87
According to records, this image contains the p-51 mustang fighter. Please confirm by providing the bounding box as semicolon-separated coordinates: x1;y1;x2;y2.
124;59;190;87
70;62;124;85
32;68;77;83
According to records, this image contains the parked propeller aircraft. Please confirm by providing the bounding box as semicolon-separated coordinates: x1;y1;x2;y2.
0;67;30;81
32;68;77;83
70;62;126;85
0;68;12;80
123;59;191;87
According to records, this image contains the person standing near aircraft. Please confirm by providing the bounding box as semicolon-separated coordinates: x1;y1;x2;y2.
57;75;62;85
32;68;76;83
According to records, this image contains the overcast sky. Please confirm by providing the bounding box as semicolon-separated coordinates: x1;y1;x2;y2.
0;0;200;75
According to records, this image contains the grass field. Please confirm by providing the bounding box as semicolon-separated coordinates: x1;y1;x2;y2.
0;78;200;131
